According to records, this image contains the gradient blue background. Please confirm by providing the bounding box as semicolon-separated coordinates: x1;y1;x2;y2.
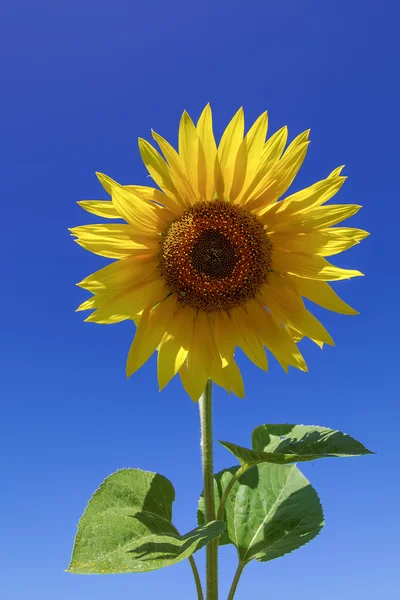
1;1;398;598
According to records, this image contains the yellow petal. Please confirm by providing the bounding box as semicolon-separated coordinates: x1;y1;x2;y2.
77;255;158;292
287;129;310;148
231;307;269;371
286;175;346;212
222;358;245;398
96;173;162;206
270;227;369;256
151;130;195;207
96;173;171;231
197;104;222;200
179;313;214;401
111;181;172;231
262;126;289;155
239;126;288;206
77;200;120;219
76;296;97;312
126;185;181;217
272;249;364;280
285;324;303;343
266;175;346;222
288;276;358;315
80;173;179;220
246;299;307;372
138;138;184;206
248;140;309;212
157;305;195;390
214;310;236;365
72;239;156;260
312;339;324;349
178;110;207;199
218;107;245;198
260;276;334;346
267;204;362;230
84;276;168;324
260;272;304;319
70;224;160;259
126;295;177;377
328;165;345;178
125;185;162;203
209;352;244;398
96;172;113;195
230;111;268;203
190;312;214;375
285;324;323;349
287;309;334;346
179;357;208;402
179;359;207;402
206;350;228;394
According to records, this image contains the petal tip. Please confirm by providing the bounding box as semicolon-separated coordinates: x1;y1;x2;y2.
95;171;107;183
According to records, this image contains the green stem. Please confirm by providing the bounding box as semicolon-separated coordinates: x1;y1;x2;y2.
199;380;218;600
226;563;245;600
171;522;204;599
216;465;248;522
188;556;204;600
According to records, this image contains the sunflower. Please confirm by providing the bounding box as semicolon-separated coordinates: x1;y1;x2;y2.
71;106;368;400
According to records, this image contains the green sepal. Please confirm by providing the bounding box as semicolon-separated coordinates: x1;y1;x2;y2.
68;468;225;574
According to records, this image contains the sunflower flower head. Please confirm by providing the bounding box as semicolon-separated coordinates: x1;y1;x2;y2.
71;106;368;401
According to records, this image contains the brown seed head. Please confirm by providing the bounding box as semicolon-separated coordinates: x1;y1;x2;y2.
159;200;272;312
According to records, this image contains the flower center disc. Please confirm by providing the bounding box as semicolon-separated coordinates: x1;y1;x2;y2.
159;200;272;312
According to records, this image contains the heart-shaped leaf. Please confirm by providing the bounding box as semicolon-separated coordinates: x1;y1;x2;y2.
68;468;225;574
198;463;324;564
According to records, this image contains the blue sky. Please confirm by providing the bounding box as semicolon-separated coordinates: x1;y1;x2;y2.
1;0;398;598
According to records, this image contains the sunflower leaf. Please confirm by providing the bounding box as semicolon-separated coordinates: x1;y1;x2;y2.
119;520;225;572
219;424;373;467
198;464;324;564
252;423;373;460
68;468;224;574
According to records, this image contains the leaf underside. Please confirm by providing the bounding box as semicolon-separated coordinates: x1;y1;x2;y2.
219;423;373;467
